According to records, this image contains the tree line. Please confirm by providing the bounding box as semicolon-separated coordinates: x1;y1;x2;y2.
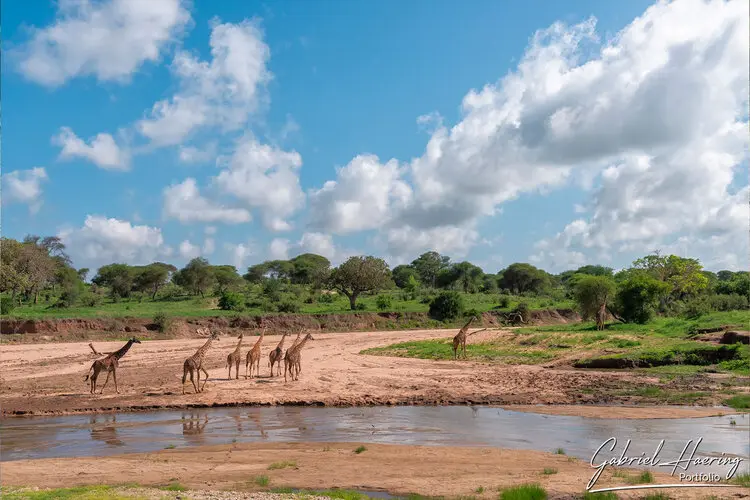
1;236;748;324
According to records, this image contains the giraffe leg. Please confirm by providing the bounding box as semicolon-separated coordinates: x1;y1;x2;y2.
228;363;231;380
284;359;288;383
201;367;209;391
235;360;240;379
113;369;119;394
190;370;198;394
100;371;111;394
182;366;188;395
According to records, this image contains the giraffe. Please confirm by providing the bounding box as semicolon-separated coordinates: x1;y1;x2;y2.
595;299;608;331
84;337;141;394
226;333;244;380
182;330;220;395
452;316;487;360
284;332;315;383
245;327;266;378
269;330;292;377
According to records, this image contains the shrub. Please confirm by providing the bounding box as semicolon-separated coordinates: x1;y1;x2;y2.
682;296;711;319
276;301;301;313
355;302;367;311
710;293;749;312
153;312;172;333
218;291;245;311
304;295;315;304
513;302;531;323
615;274;670;324
0;297;15;315
80;293;101;307
498;294;511;308
319;293;335;304
573;275;617;319
376;295;392;311
465;307;481;319
428;291;465;321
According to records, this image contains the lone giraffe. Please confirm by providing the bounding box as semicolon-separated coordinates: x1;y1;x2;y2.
284;332;315;383
226;333;244;379
84;337;141;394
245;327;265;378
269;330;292;377
182;330;220;395
452;316;487;359
595;299;607;331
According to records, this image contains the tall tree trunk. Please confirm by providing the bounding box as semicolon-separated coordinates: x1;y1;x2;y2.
348;292;359;311
34;290;39;304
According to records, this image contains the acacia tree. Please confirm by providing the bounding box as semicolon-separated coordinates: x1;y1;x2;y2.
411;251;450;288
173;258;215;297
573;275;617;320
328;256;391;310
134;262;177;299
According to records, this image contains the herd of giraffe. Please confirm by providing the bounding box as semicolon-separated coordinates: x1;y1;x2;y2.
85;319;486;395
84;326;316;395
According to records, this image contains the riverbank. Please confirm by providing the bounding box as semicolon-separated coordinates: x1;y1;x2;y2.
3;442;745;499
2;328;745;417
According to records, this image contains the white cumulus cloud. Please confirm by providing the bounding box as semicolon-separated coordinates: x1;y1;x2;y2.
2;167;49;214
53;127;130;170
163;178;252;224
14;0;191;87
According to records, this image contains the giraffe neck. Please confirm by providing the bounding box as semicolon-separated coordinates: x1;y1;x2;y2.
254;333;264;349
295;337;310;351
276;333;288;350
195;337;214;360
111;339;135;361
459;317;475;333
233;337;243;354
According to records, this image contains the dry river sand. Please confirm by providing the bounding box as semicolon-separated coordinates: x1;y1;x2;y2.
3;442;748;499
0;328;736;418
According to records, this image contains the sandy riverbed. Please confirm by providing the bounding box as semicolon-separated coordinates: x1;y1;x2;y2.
3;442;746;499
0;328;736;418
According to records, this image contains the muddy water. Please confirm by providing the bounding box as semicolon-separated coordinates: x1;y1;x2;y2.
1;406;748;475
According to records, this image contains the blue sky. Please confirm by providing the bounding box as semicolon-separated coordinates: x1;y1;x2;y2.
2;0;748;275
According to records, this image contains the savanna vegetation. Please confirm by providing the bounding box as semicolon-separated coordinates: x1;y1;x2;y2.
1;237;747;331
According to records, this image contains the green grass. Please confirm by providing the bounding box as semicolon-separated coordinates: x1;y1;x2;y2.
267;460;297;470
541;468;557;475
580;492;618;500
617;471;653;485
254;475;270;487
362;338;556;364
163;444;176;449
724;394;750;410
639;494;671;500
730;472;750;487
1;290;573;320
475;486;485;493
0;486;137;500
554;448;566;455
499;483;547;500
354;445;367;454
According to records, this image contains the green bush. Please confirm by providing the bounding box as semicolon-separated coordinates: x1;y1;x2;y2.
710;293;749;312
615;274;670;324
682;296;711;318
376;295;392;311
498;294;511;308
218;291;245;311
319;293;335;304
153;312;172;333
80;292;101;307
428;291;465;321
513;302;531;323
276;301;301;313
0;297;15;315
465;307;481;319
355;302;367;311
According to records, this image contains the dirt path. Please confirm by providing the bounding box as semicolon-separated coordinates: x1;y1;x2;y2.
3;442;745;499
0;329;734;417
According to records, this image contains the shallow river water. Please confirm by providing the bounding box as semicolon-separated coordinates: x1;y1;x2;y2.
1;405;748;475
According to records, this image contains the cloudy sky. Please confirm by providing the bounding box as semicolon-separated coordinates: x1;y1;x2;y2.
3;0;748;274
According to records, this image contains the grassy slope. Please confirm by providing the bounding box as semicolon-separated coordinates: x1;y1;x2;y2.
362;311;750;375
2;292;573;320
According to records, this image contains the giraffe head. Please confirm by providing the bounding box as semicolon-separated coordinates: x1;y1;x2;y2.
210;330;221;340
130;337;142;344
303;332;315;341
237;332;243;340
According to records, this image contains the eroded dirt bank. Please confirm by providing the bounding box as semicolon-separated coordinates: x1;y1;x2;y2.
0;308;581;341
3;442;744;499
0;328;736;418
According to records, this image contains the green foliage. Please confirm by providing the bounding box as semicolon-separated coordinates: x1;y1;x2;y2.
289;253;331;285
1;296;16;315
682;295;711;318
428;290;465;321
354;445;367;454
93;263;135;298
709;293;749;311
498;294;511;308
615;274;670;324
724;394;750;410
172;258;215;297
513;302;531;323
218;291;245;311
211;265;242;293
573;275;617;319
153;312;172;333
392;264;420;288
499;483;547;500
376;294;392;311
499;263;551;295
328;255;392;310
411;251;451;288
633;252;709;298
277;300;301;313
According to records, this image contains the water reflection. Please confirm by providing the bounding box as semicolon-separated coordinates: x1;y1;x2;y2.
89;415;124;447
1;406;747;476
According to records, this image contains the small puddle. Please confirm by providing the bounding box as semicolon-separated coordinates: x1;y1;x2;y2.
1;406;747;476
